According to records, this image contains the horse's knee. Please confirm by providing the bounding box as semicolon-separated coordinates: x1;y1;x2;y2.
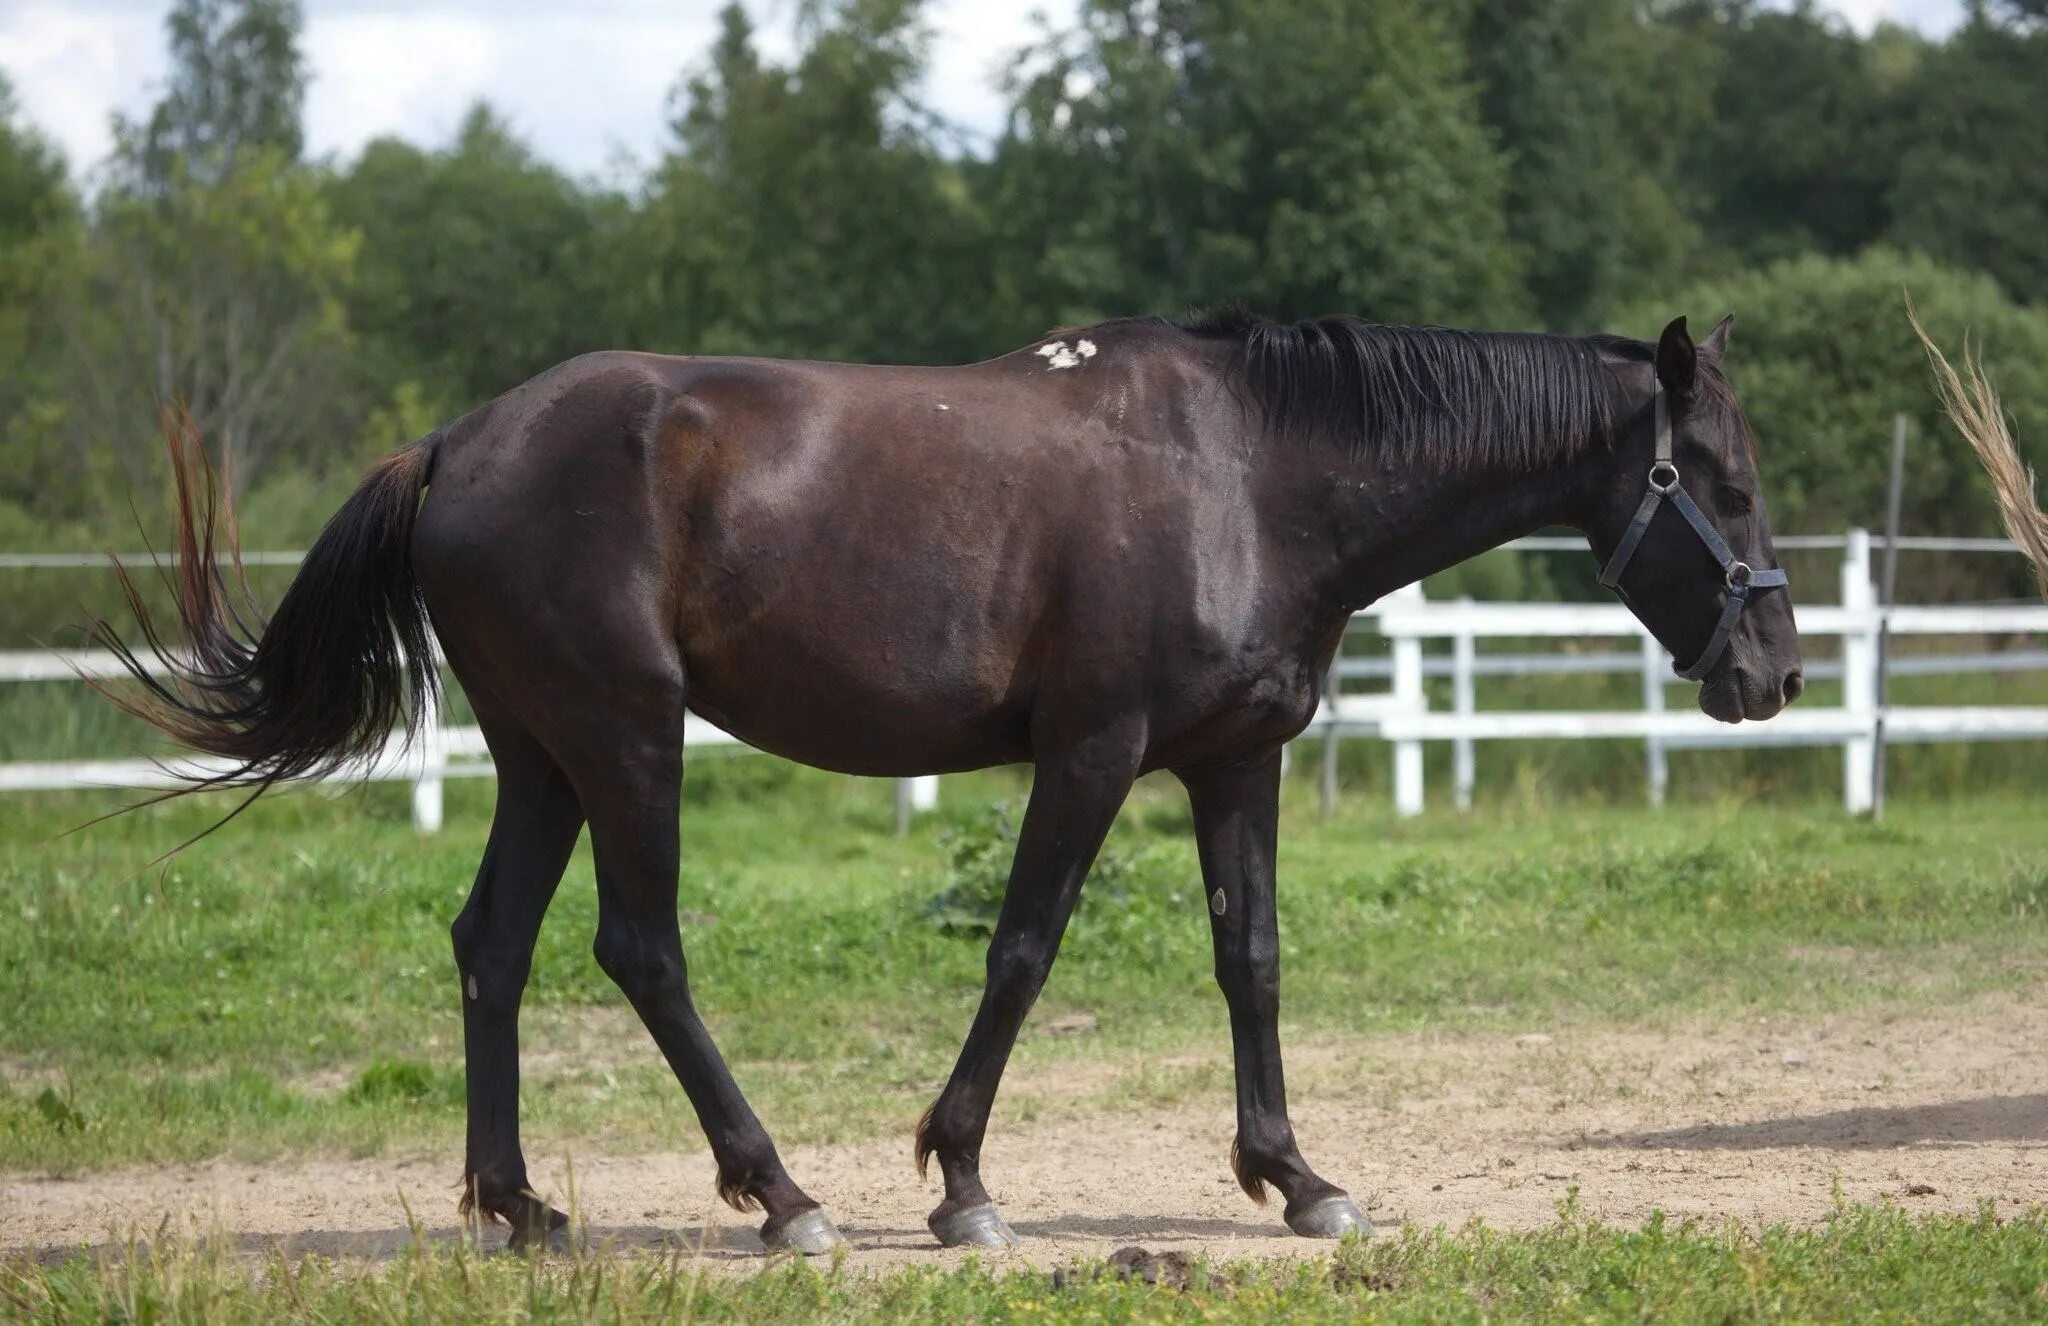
592;920;690;1005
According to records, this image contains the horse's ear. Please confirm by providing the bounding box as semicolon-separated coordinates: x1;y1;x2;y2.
1701;313;1734;362
1655;316;1698;396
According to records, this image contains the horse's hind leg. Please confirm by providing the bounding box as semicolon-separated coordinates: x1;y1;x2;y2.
565;697;845;1255
452;715;585;1251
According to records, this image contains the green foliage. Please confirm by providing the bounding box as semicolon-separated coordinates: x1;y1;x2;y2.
1422;546;1561;602
1890;16;2048;305
1618;249;2048;594
327;108;628;407
0;74;74;252
1675;2;1908;266
922;801;1189;939
47;148;357;505
992;0;1524;329
1;0;2047;556
8;0;350;522
1466;0;1697;328
923;802;1023;935
0;77;81;521
632;0;997;364
124;0;307;191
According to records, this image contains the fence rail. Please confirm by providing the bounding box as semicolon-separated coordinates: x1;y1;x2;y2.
5;528;2045;825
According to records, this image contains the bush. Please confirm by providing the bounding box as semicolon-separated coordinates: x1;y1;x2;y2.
922;803;1192;941
1617;249;2048;599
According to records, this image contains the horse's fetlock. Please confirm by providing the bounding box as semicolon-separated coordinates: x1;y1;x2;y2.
914;1099;979;1177
462;1164;540;1226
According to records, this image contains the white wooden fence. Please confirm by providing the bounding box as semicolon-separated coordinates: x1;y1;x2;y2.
4;529;2045;825
1309;529;2048;816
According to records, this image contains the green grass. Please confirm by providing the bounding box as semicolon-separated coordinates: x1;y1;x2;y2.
4;760;2047;1173
9;1206;2048;1323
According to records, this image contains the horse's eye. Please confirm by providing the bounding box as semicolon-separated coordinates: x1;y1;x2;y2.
1718;485;1755;517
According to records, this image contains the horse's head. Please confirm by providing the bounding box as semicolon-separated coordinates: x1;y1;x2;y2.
1588;315;1802;723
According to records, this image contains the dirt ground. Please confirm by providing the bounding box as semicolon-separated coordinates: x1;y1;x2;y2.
6;997;2045;1270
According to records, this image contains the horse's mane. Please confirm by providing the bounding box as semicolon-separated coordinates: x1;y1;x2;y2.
1084;307;1638;470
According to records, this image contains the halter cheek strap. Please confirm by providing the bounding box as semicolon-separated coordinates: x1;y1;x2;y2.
1597;382;1788;683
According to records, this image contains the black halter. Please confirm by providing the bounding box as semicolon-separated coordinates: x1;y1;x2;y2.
1597;382;1788;682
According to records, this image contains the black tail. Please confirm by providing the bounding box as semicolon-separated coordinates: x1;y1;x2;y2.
90;419;439;800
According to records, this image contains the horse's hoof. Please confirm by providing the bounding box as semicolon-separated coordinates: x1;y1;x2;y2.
929;1201;1020;1249
503;1214;573;1256
1286;1194;1373;1240
761;1207;846;1256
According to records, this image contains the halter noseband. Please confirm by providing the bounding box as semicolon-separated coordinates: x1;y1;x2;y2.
1596;381;1788;683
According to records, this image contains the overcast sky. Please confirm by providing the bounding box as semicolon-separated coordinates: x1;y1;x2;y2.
3;0;1969;182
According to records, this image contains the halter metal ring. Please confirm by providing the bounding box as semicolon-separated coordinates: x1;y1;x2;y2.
1725;560;1753;589
1648;462;1680;494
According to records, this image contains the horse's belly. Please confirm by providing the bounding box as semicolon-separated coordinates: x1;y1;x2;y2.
683;639;1033;777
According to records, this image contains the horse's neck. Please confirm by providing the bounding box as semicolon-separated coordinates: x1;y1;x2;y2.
1317;440;1598;612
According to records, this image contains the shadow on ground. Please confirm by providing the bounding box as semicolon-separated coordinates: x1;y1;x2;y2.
1583;1094;2048;1152
16;1213;1291;1266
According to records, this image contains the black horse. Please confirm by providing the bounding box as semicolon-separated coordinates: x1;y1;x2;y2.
98;308;1800;1253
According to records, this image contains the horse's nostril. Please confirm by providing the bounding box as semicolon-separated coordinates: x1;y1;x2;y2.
1782;670;1805;705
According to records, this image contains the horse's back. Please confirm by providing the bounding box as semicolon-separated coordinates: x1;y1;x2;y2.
411;335;1277;774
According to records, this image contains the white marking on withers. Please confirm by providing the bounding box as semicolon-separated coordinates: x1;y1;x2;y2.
1036;338;1099;371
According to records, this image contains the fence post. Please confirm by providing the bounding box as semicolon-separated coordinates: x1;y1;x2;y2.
1391;584;1426;818
895;775;940;835
1640;632;1668;808
1840;528;1876;814
1452;613;1475;812
411;694;446;834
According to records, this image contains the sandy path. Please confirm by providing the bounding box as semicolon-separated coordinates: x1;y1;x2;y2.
7;999;2046;1269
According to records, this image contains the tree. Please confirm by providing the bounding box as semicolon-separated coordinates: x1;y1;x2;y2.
328;106;628;409
1987;0;2048;29
1888;16;2048;306
54;153;356;499
0;74;73;251
1671;1;1906;264
0;75;84;518
1618;250;2048;597
126;0;306;190
37;0;353;504
988;0;1524;332
1465;0;1700;330
635;0;994;363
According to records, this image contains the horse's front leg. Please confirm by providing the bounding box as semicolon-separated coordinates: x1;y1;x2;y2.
913;728;1143;1247
1179;749;1370;1239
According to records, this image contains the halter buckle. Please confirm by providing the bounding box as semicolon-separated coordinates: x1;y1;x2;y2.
1648;462;1680;494
1725;560;1754;590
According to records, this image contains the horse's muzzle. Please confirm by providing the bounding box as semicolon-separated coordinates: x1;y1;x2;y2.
1698;661;1802;724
